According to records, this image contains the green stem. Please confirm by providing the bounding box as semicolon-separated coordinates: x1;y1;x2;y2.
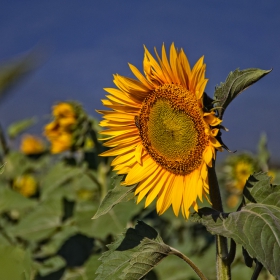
0;124;9;156
208;160;231;280
170;246;208;280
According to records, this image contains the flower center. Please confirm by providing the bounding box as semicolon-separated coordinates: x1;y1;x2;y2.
137;84;208;175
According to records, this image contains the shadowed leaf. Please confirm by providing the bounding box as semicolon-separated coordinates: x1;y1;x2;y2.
214;68;271;118
95;221;171;280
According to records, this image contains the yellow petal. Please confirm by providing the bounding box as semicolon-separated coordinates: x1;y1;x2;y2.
99;142;137;157
135;144;143;165
156;173;175;214
204;112;222;126
104;88;140;106
203;146;213;167
111;152;135;166
153;46;172;84
158;174;177;214
171;175;184;217
128;63;153;90
135;165;161;195
145;169;169;207
104;133;139;147
125;156;158;185
169;43;180;84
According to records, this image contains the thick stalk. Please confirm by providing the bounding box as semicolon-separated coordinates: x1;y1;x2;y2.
208;160;231;280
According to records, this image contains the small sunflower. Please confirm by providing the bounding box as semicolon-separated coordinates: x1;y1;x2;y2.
98;43;222;218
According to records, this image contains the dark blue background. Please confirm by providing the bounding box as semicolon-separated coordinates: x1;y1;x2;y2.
0;1;279;161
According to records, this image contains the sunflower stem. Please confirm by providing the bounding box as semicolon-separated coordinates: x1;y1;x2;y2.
170;246;208;280
0;124;9;157
208;160;231;280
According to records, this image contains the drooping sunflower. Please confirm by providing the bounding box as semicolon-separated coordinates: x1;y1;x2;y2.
98;43;222;218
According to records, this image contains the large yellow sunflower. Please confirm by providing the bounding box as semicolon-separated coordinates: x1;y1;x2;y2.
98;43;222;218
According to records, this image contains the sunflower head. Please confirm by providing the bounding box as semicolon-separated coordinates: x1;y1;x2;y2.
98;43;223;218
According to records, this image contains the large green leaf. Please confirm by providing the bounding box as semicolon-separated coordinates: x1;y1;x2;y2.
0;185;37;213
214;68;271;118
92;175;137;220
95;221;171;280
40;162;86;200
8;198;63;242
75;199;142;239
192;172;280;279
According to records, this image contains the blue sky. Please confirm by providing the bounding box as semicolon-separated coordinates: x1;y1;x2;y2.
0;1;280;161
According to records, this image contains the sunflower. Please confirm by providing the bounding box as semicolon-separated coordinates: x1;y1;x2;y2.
98;43;222;218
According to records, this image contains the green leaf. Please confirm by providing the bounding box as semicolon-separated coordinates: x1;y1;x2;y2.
8;198;63;242
36;255;66;277
84;255;102;279
40;162;86;200
0;185;37;213
95;221;171;280
214;68;271;118
192;172;280;279
92;176;137;220
7;117;37;139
